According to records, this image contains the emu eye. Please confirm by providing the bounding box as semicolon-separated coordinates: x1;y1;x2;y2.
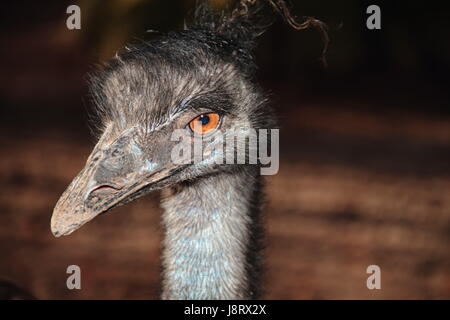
188;113;220;134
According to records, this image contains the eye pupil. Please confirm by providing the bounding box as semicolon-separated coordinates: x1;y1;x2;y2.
199;115;210;126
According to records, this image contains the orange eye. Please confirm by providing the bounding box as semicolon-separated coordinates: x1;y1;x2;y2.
188;113;220;134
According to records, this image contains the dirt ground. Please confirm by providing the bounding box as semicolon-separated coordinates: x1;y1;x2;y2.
0;100;449;299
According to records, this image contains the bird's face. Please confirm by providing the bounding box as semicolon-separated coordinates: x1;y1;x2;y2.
51;37;268;236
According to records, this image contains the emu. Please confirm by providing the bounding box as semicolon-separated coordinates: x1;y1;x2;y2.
51;0;325;299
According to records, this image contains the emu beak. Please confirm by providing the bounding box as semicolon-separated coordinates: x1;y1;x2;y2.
51;126;180;237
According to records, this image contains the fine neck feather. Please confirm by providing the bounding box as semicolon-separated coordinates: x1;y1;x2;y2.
160;167;263;299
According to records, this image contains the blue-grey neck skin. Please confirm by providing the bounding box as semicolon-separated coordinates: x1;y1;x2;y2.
160;167;262;299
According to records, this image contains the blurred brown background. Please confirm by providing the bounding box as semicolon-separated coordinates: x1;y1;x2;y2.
0;0;449;299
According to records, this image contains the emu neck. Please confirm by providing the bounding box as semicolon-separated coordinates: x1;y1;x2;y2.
160;168;262;299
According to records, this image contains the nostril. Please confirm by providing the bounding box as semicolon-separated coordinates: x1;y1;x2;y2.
89;184;120;195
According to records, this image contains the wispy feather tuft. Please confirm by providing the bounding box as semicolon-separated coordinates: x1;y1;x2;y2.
192;0;329;65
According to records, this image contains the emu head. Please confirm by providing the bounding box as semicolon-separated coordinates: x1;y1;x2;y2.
51;2;280;236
